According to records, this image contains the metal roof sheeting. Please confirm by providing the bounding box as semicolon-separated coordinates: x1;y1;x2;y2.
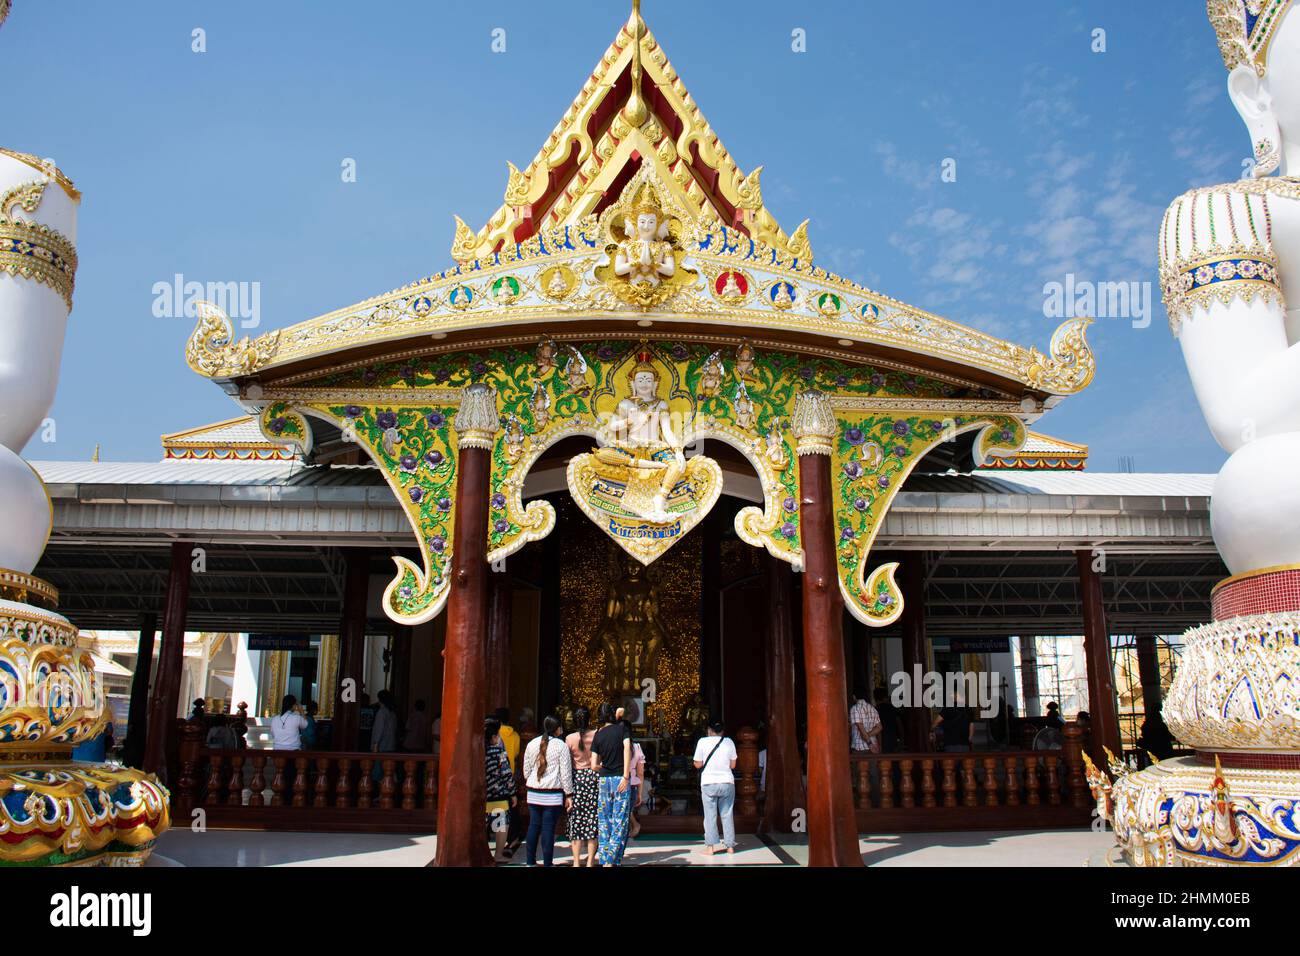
31;459;1215;551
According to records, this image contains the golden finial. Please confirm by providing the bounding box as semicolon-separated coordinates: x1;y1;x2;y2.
91;443;100;462
623;0;648;126
450;214;477;263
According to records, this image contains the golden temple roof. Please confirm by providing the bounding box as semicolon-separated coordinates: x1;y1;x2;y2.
450;0;810;266
185;3;1095;402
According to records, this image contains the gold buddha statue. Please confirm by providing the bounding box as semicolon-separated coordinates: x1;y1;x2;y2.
587;554;671;698
679;691;709;741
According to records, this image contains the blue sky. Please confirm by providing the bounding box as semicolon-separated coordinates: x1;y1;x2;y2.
6;1;1248;472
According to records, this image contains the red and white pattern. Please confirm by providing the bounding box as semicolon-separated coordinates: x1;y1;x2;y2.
1212;566;1300;621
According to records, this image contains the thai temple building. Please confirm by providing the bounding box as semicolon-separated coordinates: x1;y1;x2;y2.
3;0;1299;872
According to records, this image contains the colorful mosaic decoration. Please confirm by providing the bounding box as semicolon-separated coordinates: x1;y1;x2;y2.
186;3;1096;628
0;763;170;866
259;399;458;624
1099;754;1300;866
0;602;170;866
256;334;1028;624
831;412;1026;625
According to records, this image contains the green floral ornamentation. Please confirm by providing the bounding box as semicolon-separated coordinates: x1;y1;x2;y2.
259;402;311;453
324;403;459;623
268;339;1025;625
832;412;1025;625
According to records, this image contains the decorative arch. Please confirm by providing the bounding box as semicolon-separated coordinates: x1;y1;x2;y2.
253;334;1028;627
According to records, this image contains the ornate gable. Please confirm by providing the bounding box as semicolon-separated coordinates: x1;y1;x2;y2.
451;1;810;265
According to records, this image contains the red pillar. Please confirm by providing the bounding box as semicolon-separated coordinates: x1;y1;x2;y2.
1076;549;1122;762
333;548;370;751
762;554;806;832
899;556;931;752
793;391;863;867
143;541;192;784
433;384;498;867
485;572;512;714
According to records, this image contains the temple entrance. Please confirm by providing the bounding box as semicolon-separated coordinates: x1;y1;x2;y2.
478;433;778;818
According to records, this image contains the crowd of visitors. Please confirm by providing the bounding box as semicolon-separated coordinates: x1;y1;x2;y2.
483;702;739;865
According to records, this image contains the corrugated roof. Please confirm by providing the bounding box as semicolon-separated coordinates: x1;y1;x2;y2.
32;458;1213;498
966;471;1214;497
32;460;386;487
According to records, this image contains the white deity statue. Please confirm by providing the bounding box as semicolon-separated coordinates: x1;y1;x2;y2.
613;197;676;288
1161;1;1300;574
595;352;687;523
0;150;78;573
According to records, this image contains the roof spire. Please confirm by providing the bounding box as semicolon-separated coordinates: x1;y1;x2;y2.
623;0;648;126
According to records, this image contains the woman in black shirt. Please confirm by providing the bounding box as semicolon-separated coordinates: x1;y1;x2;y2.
590;702;632;866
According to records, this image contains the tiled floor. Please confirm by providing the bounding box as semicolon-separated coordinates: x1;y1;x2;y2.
154;827;1112;867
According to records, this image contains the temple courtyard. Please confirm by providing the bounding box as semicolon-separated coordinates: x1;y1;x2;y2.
151;828;1113;868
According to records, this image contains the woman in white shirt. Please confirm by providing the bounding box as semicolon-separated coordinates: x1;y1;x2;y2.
692;719;738;855
270;695;308;750
522;715;574;867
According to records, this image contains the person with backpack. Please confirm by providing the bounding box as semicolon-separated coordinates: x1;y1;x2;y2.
484;716;516;864
692;719;738;855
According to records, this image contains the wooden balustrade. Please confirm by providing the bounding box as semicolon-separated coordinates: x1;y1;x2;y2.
849;748;1090;829
178;748;440;832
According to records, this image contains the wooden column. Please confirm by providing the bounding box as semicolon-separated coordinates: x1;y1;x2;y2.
793;391;863;867
433;384;498;868
762;554;806;832
122;612;156;768
142;541;192;783
486;571;512;713
1076;550;1122;762
333;548;370;751
899;555;931;752
1136;634;1163;716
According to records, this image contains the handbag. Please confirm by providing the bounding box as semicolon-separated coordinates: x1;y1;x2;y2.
699;736;725;777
